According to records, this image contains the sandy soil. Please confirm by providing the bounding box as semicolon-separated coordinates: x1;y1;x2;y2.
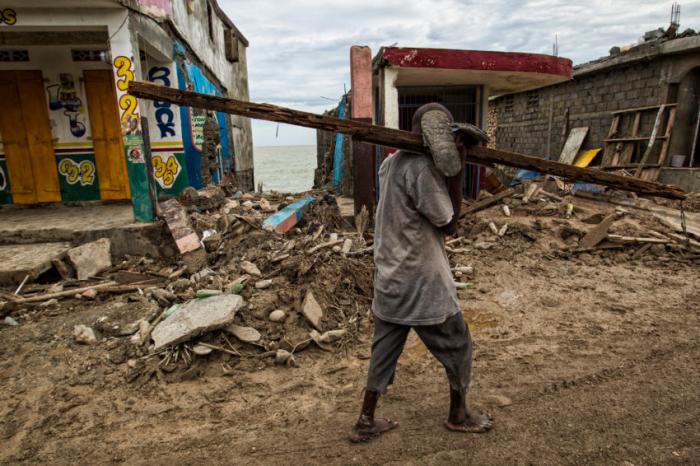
1;197;699;465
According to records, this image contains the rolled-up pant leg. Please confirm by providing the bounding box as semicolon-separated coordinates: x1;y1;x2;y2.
365;317;411;394
414;312;473;392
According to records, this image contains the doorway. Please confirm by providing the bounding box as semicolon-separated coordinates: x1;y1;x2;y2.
0;70;61;204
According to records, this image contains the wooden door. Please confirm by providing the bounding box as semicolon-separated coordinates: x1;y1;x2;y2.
84;70;130;200
0;70;61;204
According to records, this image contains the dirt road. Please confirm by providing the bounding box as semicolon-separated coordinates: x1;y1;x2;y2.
1;247;698;465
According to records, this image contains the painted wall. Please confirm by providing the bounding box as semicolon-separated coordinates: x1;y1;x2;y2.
0;45;112;202
174;42;231;189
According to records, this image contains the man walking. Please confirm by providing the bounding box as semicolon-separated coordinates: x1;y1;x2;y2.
350;103;493;443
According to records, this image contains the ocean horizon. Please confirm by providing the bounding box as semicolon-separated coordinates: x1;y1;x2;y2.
253;144;317;193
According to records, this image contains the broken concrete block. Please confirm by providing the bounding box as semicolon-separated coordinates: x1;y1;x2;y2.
240;261;261;277
262;196;315;233
160;198;202;256
255;279;273;289
302;290;323;330
73;324;97;344
181;185;225;211
67;238;112;281
226;324;261;343
151;294;244;350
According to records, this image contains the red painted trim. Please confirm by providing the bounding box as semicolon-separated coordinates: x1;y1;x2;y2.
380;47;572;78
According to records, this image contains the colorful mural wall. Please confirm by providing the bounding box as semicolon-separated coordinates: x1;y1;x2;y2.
174;42;232;189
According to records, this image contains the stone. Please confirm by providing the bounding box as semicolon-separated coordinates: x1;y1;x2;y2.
151;294;244;350
129;320;151;346
255;279;273;289
332;246;342;253
73;324;97;344
160;198;203;256
269;309;286;322
240;261;261;277
151;288;176;306
319;328;346;344
302;290;323;330
275;349;295;366
81;288;98;300
3;316;19;326
258;198;271;210
226;324;261;343
192;343;213;355
183;249;208;273
341;238;353;254
66;238;112;281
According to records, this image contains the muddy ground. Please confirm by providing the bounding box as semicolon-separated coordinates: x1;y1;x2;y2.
1;198;699;465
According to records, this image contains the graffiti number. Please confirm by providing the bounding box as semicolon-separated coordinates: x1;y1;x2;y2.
1;9;17;26
0;165;7;191
151;154;181;189
59;158;96;186
114;56;135;91
118;94;138;125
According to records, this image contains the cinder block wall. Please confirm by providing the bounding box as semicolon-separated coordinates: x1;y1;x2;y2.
492;59;666;159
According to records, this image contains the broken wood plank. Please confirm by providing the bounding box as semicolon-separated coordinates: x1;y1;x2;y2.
558;127;589;165
634;105;666;177
460;188;515;218
578;214;618;249
128;81;687;200
606;234;668;244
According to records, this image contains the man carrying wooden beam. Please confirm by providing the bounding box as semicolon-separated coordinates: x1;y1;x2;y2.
350;103;493;443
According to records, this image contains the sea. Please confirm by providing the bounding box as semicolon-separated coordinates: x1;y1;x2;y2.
253;145;317;193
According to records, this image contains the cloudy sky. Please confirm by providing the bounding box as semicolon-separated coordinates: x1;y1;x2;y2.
220;0;699;147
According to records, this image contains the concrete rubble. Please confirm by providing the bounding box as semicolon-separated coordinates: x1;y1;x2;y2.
1;183;698;387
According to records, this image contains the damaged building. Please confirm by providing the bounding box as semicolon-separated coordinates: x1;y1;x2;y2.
491;26;700;191
0;0;254;222
316;45;572;212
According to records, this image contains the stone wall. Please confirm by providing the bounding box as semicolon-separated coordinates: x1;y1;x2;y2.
492;58;667;160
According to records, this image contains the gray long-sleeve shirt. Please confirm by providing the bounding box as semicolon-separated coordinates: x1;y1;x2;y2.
372;151;460;326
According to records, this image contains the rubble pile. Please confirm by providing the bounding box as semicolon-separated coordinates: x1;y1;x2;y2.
1;177;698;387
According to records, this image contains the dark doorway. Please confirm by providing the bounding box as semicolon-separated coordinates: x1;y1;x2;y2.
397;86;478;131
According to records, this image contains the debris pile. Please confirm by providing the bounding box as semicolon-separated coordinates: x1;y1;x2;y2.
1;177;698;387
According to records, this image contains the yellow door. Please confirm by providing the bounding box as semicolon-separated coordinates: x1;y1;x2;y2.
0;70;61;204
84;70;130;200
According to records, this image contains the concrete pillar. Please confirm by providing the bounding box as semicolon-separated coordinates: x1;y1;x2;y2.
108;11;154;222
350;45;375;216
381;67;399;129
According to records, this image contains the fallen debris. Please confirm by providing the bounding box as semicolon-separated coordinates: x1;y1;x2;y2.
151;294;244;350
302;290;324;330
73;324;97;345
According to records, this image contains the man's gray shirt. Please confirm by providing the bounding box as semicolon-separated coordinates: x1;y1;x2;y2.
372;150;460;326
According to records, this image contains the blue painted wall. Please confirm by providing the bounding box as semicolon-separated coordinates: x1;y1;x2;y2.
174;43;232;189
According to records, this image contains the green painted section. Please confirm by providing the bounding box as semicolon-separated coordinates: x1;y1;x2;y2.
55;153;101;202
123;133;154;222
0;158;11;205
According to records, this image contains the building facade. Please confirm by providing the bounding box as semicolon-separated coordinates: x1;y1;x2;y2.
491;30;700;187
0;0;253;220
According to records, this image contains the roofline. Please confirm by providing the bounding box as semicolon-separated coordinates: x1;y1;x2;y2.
573;35;700;78
374;46;572;79
208;0;249;47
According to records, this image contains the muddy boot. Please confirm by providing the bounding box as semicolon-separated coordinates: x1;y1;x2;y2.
421;109;461;177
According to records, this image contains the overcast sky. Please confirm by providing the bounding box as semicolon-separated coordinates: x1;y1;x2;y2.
220;0;699;147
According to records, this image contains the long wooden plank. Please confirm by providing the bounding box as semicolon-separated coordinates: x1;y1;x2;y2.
128;81;687;200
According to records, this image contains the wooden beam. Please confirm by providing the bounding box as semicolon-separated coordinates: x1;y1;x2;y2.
128;81;687;200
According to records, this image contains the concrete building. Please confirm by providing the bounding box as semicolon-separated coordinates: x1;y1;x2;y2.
0;0;253;221
491;28;700;190
316;46;572;210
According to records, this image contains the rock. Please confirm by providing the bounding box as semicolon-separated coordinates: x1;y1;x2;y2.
182;249;208;273
487;393;513;407
202;232;222;252
242;193;255;200
67;238;112;280
275;349;296;366
151;288;176;306
3;316;19;326
73;324;97;344
319;329;346;343
81;288;98;300
341;238;353;254
255;279;273;289
332;246;342;253
129;320;151;346
259;198;271;210
242;200;254;209
192;343;213;355
240;261;261;277
329;233;338;241
151;294;244;350
226;324;261;343
302;290;323;330
269;309;286;322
